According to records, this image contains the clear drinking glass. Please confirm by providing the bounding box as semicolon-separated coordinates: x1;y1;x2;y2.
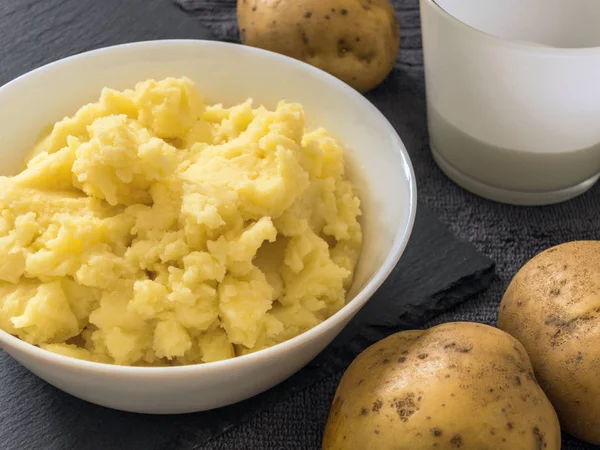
420;0;600;205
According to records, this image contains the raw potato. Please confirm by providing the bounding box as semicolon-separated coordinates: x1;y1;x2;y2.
322;322;561;450
237;0;400;93
499;241;600;445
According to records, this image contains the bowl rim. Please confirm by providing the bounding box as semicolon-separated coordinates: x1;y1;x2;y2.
0;39;417;377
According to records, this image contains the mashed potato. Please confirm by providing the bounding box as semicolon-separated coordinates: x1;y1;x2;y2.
0;77;362;366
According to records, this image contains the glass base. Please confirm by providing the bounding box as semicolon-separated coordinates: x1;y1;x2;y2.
431;146;600;206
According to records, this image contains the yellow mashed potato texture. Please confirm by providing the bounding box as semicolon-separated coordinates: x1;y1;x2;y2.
0;77;362;366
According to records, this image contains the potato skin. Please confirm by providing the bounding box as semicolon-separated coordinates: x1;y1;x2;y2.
322;322;560;450
499;241;600;445
237;0;400;93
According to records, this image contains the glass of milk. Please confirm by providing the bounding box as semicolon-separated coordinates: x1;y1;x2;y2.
420;0;600;205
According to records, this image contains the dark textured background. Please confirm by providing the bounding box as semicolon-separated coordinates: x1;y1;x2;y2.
0;0;599;448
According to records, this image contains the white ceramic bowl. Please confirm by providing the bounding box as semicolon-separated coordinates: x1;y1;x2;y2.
0;40;416;414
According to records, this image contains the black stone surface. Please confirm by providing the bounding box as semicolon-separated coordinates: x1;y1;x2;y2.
0;1;495;449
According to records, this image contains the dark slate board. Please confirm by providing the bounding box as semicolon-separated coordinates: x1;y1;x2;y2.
0;1;494;449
